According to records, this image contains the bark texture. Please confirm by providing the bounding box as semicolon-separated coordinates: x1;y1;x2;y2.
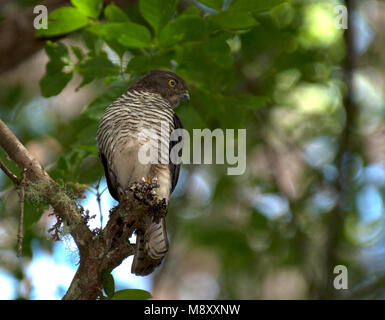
0;119;144;299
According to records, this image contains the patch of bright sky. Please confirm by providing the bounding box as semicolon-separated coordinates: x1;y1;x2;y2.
0;179;153;300
80;179;152;292
0;269;18;300
18;97;54;137
304;135;337;168
187;169;214;206
26;240;77;300
364;163;385;187
357;185;384;224
354;8;374;55
1;0;381;300
251;192;290;220
309;189;338;215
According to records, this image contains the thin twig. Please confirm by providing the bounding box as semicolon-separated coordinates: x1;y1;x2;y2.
0;118;93;251
318;0;358;299
96;186;108;228
0;158;19;185
17;168;27;257
95;178;104;228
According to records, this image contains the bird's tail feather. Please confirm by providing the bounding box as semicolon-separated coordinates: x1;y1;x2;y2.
131;217;169;276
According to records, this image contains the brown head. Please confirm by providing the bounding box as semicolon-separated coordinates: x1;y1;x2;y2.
129;70;190;108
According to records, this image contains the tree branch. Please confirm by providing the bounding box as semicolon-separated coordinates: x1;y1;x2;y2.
0;0;138;74
0;118;149;299
318;0;358;299
0;158;20;185
0;118;93;254
63;201;137;300
17;168;27;257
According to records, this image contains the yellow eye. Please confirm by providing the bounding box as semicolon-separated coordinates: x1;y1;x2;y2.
168;79;176;88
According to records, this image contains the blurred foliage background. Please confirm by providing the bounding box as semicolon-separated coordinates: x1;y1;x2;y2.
0;0;385;299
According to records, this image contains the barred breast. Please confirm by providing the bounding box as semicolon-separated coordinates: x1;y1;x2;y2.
97;90;175;200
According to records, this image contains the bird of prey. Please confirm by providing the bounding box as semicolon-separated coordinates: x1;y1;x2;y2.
97;70;189;276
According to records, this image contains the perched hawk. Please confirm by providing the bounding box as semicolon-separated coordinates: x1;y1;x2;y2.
97;70;189;276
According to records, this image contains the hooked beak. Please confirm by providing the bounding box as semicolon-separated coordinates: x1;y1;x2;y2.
179;91;190;102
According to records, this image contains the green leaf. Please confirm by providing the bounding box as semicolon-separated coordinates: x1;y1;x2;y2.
197;0;223;10
40;71;72;97
118;31;152;48
104;3;130;22
230;94;268;109
45;40;71;63
176;101;207;130
125;56;152;74
35;7;89;37
209;11;259;29
76;52;120;88
270;2;294;29
111;289;152;300
88;22;152;48
125;53;172;74
159;16;207;47
180;6;201;17
230;0;285;13
56;156;70;172
101;270;115;298
71;0;102;18
176;35;233;71
24;201;47;230
81;30;104;57
39;41;73;97
105;39;127;58
49;156;70;180
139;0;178;34
75;144;99;156
71;46;84;61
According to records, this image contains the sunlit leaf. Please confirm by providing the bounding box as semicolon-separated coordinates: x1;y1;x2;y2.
111;289;152;300
35;7;89;37
71;0;103;18
88;22;152;48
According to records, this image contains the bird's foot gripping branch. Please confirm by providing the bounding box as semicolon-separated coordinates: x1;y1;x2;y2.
129;178;168;222
0;118;163;299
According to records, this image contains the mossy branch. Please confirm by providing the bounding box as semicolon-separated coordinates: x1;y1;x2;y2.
0;118;144;299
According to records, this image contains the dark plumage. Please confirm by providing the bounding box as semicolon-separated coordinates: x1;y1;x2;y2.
130;70;190;107
97;70;189;276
